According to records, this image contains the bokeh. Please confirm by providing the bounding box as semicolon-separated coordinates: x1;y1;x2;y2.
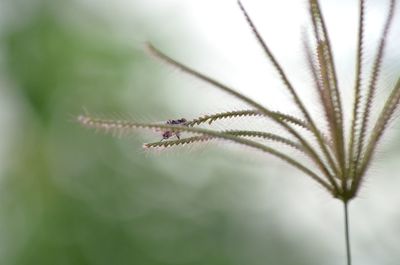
0;0;399;265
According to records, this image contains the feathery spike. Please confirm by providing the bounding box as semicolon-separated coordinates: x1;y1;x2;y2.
356;0;397;169
186;109;309;129
144;130;302;152
352;78;400;195
238;0;340;186
78;113;333;192
309;0;346;176
348;0;366;187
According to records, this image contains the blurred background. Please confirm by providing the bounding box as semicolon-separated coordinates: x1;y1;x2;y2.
0;0;399;264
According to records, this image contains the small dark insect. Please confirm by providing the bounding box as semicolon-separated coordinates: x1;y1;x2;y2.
161;118;187;140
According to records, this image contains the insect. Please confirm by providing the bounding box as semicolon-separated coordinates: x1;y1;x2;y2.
161;118;187;141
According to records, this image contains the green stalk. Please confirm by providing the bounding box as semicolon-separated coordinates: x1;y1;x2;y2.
344;201;352;265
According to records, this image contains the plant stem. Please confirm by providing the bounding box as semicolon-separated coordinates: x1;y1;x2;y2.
344;201;352;265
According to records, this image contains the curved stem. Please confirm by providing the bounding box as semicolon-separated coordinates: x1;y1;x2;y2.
344;201;352;265
77;114;334;193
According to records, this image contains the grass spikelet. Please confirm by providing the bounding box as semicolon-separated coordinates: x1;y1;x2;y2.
356;0;396;166
185;109;309;129
144;130;303;153
143;136;213;149
238;0;340;182
78;113;333;192
309;0;346;173
353;78;400;194
348;0;366;183
185;110;262;126
224;130;303;152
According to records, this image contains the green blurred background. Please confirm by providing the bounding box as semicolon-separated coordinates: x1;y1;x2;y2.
0;0;399;264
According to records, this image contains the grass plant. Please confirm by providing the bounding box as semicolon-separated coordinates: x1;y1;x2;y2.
78;1;399;264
